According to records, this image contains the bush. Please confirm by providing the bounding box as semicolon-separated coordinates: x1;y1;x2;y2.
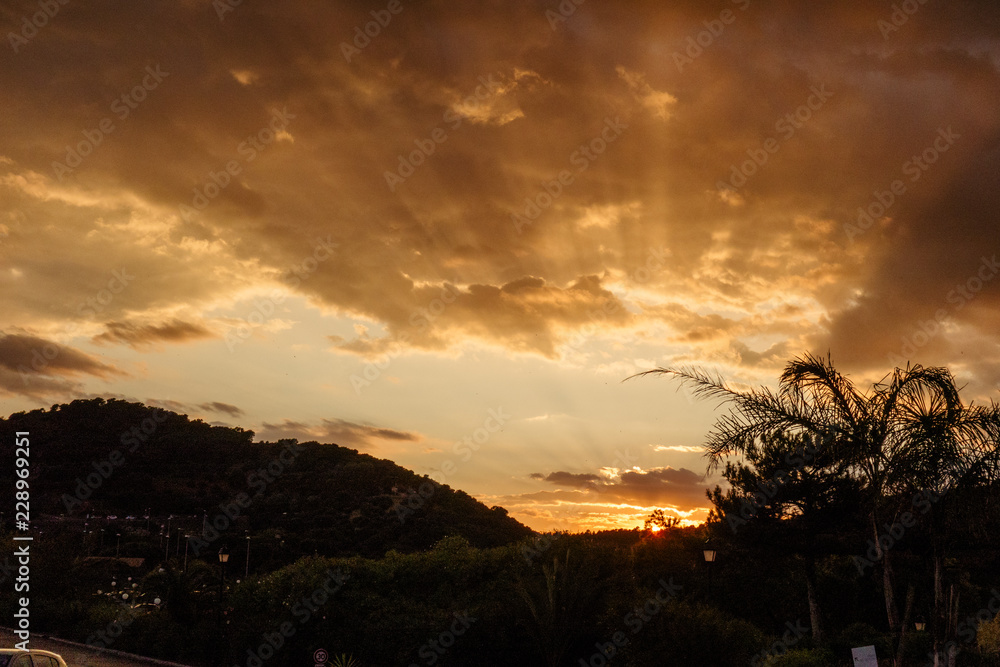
981;613;1000;657
769;648;838;666
828;622;893;663
624;600;767;666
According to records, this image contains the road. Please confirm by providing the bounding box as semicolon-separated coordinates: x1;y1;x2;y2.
0;630;193;667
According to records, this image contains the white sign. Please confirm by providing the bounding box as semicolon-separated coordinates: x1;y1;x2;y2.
852;645;878;667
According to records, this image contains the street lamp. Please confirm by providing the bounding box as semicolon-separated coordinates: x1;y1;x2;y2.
915;617;926;631
218;547;230;665
702;540;717;602
219;547;230;599
245;533;251;579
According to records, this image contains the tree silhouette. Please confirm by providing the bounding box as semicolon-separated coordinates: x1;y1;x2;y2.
630;353;1000;665
644;509;681;532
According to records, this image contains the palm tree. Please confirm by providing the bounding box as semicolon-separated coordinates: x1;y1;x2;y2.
630;353;1000;665
516;549;598;666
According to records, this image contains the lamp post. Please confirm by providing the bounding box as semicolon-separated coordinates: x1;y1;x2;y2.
915;616;926;632
219;546;230;583
218;547;230;665
703;540;717;601
245;533;251;579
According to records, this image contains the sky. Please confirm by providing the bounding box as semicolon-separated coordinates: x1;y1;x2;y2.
1;0;999;532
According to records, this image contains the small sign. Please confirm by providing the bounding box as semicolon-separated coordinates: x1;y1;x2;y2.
852;645;878;666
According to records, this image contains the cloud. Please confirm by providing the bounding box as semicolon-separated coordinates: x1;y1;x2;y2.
199;401;244;417
0;0;997;385
147;398;191;414
138;398;245;420
528;464;711;508
530;471;603;487
2;0;1000;532
652;445;704;453
257;417;420;450
0;332;123;398
616;66;677;120
328;275;633;359
94;319;216;348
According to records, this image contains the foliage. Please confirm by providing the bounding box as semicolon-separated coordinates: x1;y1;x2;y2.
768;647;838;666
643;508;681;532
4;363;1000;666
0;397;532;562
980;613;1000;657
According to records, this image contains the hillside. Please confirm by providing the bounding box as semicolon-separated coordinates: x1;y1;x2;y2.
2;398;532;559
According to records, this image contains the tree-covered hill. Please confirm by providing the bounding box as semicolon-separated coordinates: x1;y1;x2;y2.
2;398;532;559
